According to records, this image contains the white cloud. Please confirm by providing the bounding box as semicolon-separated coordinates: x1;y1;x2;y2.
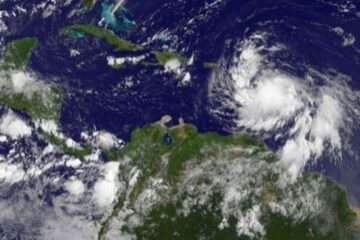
0;135;7;142
332;26;356;47
182;72;191;83
236;205;265;238
236;73;304;131
281;93;343;177
92;131;118;150
208;32;359;179
65;138;81;149
310;94;342;152
70;49;80;57
0;110;32;139
65;158;82;168
164;59;181;74
107;55;146;67
36;119;58;134
230;41;262;88
11;71;36;93
64;178;85;197
175;149;325;239
9;71;46;97
93;162;120;207
41;206;98;240
0;161;25;184
84;150;101;162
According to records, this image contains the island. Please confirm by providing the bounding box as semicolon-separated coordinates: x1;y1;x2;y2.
152;50;188;66
60;24;192;68
60;24;140;52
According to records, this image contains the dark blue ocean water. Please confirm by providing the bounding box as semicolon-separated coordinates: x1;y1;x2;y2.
1;0;360;204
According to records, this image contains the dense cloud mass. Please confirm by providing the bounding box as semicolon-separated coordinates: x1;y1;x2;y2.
209;31;360;178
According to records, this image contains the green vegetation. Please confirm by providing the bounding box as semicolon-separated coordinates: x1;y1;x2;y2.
152;50;188;66
120;123;263;183
0;87;62;121
0;37;63;121
98;123;265;240
44;132;93;160
262;174;358;240
82;0;96;10
135;200;241;240
1;37;38;70
99;121;360;239
60;24;140;52
103;147;123;161
42;130;124;161
133;182;359;240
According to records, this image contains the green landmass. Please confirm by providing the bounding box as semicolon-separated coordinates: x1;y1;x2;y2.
152;50;188;66
44;132;93;160
104;147;123;160
135;201;239;240
0;37;63;121
0;86;62;121
137;188;356;240
98;121;360;239
60;24;140;52
1;37;38;70
121;123;263;183
41;130;123;161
